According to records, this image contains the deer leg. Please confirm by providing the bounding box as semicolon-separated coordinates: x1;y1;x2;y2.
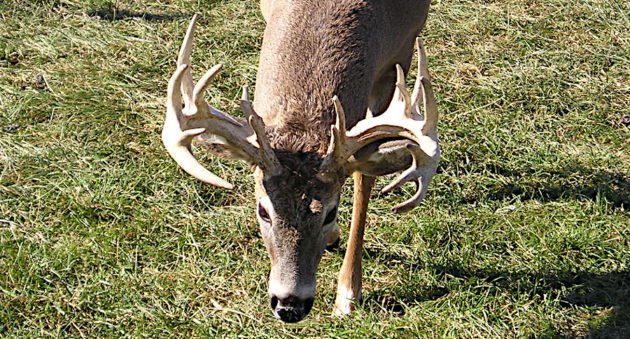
334;172;376;315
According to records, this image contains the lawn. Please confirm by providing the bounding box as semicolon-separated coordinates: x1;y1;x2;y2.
1;0;628;337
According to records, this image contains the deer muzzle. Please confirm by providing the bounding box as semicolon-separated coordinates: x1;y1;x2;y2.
267;261;317;322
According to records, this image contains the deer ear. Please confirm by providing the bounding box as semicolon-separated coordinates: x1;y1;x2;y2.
349;139;414;177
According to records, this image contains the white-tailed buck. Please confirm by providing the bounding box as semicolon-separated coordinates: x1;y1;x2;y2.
162;0;438;322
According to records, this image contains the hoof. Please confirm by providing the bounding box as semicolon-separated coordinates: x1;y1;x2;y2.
334;297;355;316
334;288;361;316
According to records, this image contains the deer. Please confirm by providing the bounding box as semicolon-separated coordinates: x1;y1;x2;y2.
162;0;438;323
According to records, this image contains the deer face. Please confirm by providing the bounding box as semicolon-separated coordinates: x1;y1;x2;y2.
252;155;344;323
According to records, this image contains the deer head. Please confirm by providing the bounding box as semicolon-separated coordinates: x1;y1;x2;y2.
162;15;438;322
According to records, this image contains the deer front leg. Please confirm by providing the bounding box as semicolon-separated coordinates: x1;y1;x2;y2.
334;172;376;315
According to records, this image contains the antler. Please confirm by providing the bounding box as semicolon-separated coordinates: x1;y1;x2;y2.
162;15;279;188
321;38;440;213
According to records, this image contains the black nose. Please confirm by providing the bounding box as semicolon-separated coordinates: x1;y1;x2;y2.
270;295;314;323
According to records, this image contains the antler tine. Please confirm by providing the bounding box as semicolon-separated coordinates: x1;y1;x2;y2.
395;64;412;118
332;96;347;145
381;143;435;212
248;115;281;173
241;85;253;118
241;88;281;173
320;96;349;175
392;180;424;213
190;64;244;128
420;76;438;133
417;37;430;80
380;64;413;121
167;64;187;112
192;64;223;115
381;143;421;194
330;95;348;158
320;124;342;175
177;14;197;107
410;38;425;107
416;37;438;133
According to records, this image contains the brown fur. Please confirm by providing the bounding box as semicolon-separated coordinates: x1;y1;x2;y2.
260;152;344;230
255;0;430;155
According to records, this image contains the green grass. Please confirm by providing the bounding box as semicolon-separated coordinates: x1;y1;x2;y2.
1;0;628;337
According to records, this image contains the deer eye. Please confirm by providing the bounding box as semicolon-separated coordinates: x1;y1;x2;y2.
323;206;338;225
258;202;271;224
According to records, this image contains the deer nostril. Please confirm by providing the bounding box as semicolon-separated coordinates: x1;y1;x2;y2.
304;297;314;314
270;295;279;310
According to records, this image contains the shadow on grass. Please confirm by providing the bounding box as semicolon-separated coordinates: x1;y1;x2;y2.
362;248;629;337
86;7;188;22
85;0;229;22
360;162;628;334
428;265;630;337
365;285;449;315
463;164;630;211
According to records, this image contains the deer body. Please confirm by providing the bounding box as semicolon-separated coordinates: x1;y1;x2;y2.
162;0;438;322
256;0;430;148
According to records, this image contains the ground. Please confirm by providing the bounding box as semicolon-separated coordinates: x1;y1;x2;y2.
0;0;629;337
